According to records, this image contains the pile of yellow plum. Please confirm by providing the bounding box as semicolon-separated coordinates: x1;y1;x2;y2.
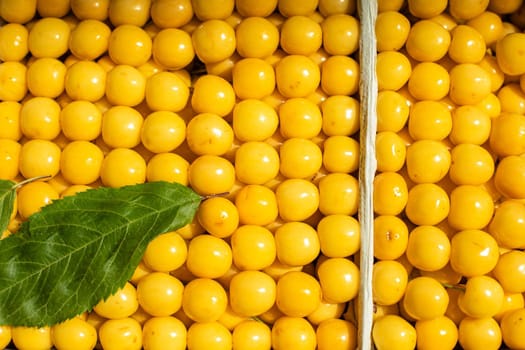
0;0;361;349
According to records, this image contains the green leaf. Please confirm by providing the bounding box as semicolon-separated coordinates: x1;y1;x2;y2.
0;181;201;327
0;179;16;236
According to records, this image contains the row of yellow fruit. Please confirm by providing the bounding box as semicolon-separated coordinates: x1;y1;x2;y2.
0;0;364;350
369;0;525;349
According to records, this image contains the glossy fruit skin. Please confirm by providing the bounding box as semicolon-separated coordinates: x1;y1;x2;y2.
232;319;272;350
316;318;357;350
450;105;492;145
276;271;322;317
405;19;451;62
51;318;98;350
448;24;486;64
406;225;450;272
376;51;411;91
0;23;29;61
192;19;236;64
494;155;525;199
415;315;458;350
60;141;104;185
501;308;525;349
98;317;143;350
280;15;322;56
406;139;451;184
230;225;275;271
317;214;360;258
235;141;284;185
65;60;107;102
186;234;232;279
449;144;494;185
496;33;525;75
17;180;59;220
373;172;408;216
458;317;502;350
0;61;27;101
105;64;146;107
145;71;190;112
307;299;346;326
26;57;66;98
459;275;504;317
232;99;279;142
375;131;406;172
20;96;61;140
142;316;186;350
146;152;189;185
152;28;194;70
229;270;276;317
408;100;452;141
489;112;525;157
60;100;102;142
140;111;186;153
373;215;409;260
321;55;360;96
402;276;449;321
372;315;417;350
372;260;408;306
136;272;184;317
408;62;450;101
187;321;232;350
182;278;228;323
100;148;146;188
318;173;359;216
321;95;360;136
492;249;525;293
191;75;235;117
275;179;319;222
323;135;359;173
375;11;410;52
188;155;236;196
450;229;499;277
271;316;316;350
275;54;320;98
28;17;70;58
0;326;11;350
405;183;450;226
447;185;495;231
235;184;279;226
449;63;492;105
274;221;320;267
94;282;139;319
101;105;143;148
279;97;322;139
317;257;359;304
0;139;21;180
143;231;187;272
186;113;234;157
11;326;53;350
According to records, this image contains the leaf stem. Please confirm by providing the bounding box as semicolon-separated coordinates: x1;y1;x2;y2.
12;175;52;190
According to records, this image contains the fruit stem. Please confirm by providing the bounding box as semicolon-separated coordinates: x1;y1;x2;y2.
441;282;466;292
201;192;230;200
12;175;52;190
